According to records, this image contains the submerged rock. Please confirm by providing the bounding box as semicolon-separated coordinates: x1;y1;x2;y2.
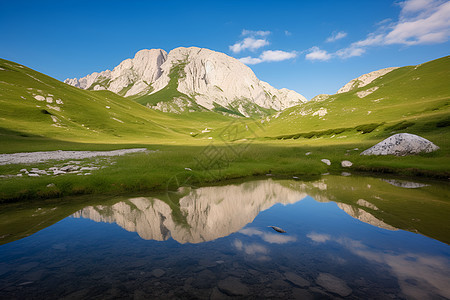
218;277;249;296
315;273;352;297
284;272;310;287
360;133;439;156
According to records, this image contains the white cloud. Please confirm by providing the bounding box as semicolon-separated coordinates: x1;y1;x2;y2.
352;0;450;47
239;50;297;65
260;50;297;61
242;29;271;37
305;47;332;61
309;0;450;62
285;30;292;36
326;31;348;42
385;1;450;45
336;46;366;58
229;37;270;53
239;56;263;65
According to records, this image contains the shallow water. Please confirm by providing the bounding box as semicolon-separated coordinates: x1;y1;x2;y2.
0;175;449;299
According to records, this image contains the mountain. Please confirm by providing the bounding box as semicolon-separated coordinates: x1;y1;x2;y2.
253;56;450;141
65;47;307;117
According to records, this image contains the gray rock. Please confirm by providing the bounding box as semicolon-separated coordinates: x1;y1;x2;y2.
321;159;331;166
341;160;353;167
284;272;310;287
361;133;439;156
218;276;249;296
315;273;352;297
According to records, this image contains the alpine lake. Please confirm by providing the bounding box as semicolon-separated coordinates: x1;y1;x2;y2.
0;174;449;299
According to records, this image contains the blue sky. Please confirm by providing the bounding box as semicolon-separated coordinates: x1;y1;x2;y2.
1;0;449;99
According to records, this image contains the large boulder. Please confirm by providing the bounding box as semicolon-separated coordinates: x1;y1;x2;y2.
361;133;439;156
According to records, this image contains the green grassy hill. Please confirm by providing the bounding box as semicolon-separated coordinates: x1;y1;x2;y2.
263;56;449;140
0;58;236;152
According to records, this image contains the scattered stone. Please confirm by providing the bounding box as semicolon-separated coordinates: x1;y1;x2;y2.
218;277;250;296
46;183;56;188
0;148;149;165
210;287;232;300
341;160;353;167
382;179;429;189
315;273;352;297
305;152;311;156
16;174;23;177
292;288;313;300
341;172;351;176
361;133;439;156
271;279;291;290
268;226;286;233
284;272;310;287
20;168;27;172
151;268;165;278
34;95;45;101
321;159;331;166
28;173;39;177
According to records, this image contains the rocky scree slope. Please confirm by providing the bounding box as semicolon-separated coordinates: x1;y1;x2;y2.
65;47;307;117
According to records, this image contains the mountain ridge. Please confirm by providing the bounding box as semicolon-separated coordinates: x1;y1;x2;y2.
65;47;307;117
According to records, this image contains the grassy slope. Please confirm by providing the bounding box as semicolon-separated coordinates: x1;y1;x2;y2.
0;58;236;152
264;56;449;138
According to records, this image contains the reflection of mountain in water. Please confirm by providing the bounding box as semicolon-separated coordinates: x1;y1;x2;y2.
73;179;307;243
336;203;397;231
72;175;445;243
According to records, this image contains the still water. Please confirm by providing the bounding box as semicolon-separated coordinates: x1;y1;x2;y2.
0;175;449;299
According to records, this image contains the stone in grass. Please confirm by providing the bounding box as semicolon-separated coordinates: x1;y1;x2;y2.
321;159;331;166
361;133;439;156
315;273;352;297
217;277;250;296
341;160;353;167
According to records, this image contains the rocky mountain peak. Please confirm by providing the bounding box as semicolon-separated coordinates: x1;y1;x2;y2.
65;47;307;116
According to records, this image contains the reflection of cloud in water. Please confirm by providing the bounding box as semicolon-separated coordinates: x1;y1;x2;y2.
233;239;270;261
239;227;297;244
306;232;450;300
306;232;331;243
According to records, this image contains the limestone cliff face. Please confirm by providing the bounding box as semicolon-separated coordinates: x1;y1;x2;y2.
65;47;306;116
337;67;398;94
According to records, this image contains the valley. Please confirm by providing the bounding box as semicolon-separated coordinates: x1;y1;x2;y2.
0;51;448;203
